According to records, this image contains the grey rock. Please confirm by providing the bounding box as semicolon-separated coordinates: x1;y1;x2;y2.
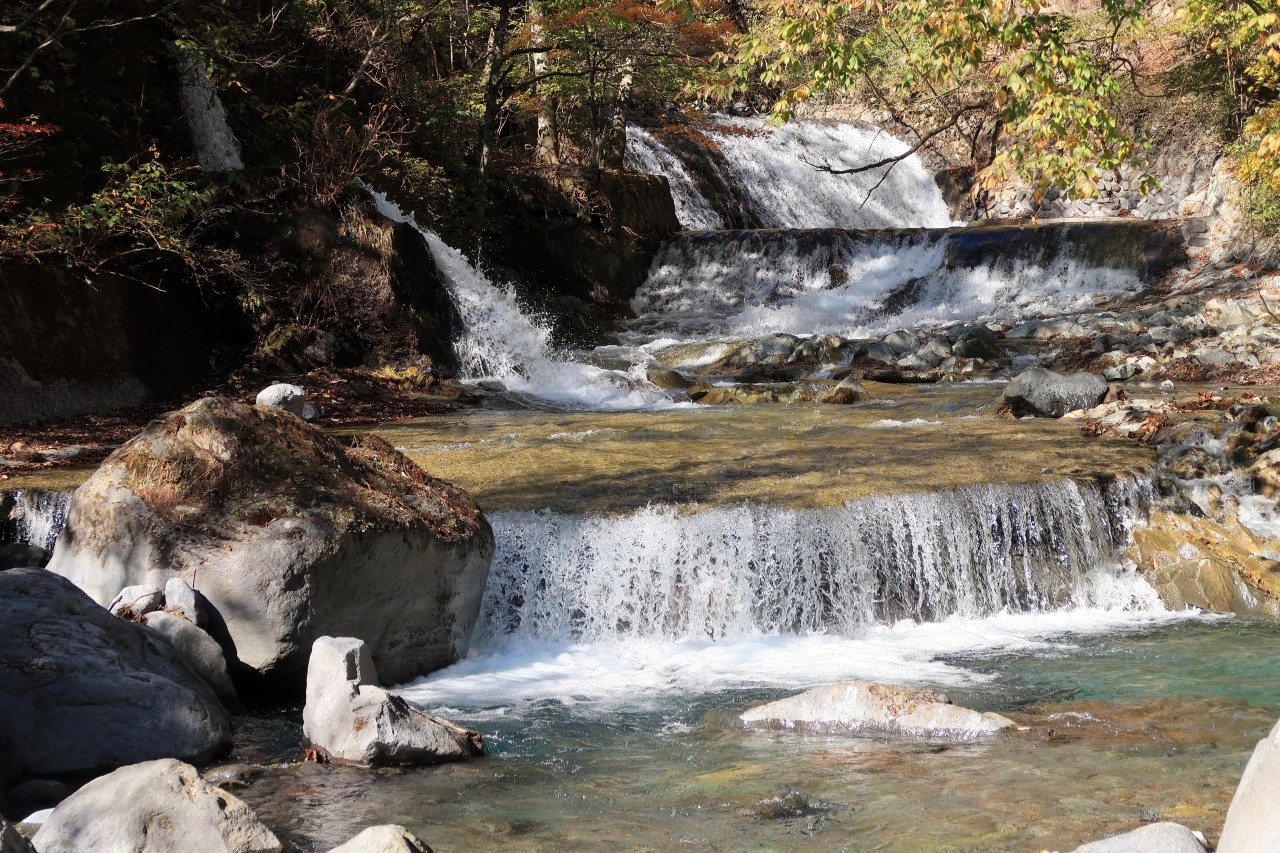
881;330;917;353
1148;326;1190;344
739;334;798;366
896;353;934;370
108;584;163;618
1003;320;1041;339
302;403;319;422
740;681;1014;737
5;781;69;807
864;342;898;363
1002;368;1108;418
48;398;495;694
1217;715;1280;852
302;637;484;766
1104;363;1141;382
31;759;280;853
144;611;245;714
255;383;306;418
0;569;230;786
646;367;692;390
164;577;205;627
819;377;870;405
0;545;49;571
1195;349;1236;366
939;356;958;372
945;323;995;342
953;335;999;360
201;764;263;791
1072;821;1205;853
328;825;433;853
915;340;951;367
1;817;33;853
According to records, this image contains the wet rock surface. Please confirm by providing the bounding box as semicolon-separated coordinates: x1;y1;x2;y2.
46;397;495;695
740;681;1015;737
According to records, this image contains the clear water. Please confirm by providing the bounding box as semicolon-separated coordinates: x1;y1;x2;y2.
230;619;1280;853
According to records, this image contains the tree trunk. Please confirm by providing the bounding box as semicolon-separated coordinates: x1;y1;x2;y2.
479;0;513;183
602;58;633;171
530;3;560;165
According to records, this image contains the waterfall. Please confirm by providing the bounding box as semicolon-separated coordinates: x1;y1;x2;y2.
629;224;1152;340
1;489;72;551
367;189;671;410
624;117;954;230
473;476;1156;647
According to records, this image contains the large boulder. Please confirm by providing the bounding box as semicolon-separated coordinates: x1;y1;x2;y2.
0;569;230;787
1071;821;1205;853
143;611;245;714
1002;367;1108;418
47;397;495;694
740;681;1014;737
30;759;280;853
303;637;483;766
328;825;433;853
1217;716;1280;852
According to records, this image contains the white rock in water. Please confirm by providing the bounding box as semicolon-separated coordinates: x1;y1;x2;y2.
108;584;163;617
740;681;1014;737
1159;379;1176;391
255;383;307;417
31;759;279;853
164;577;205;627
1217;715;1280;852
327;824;433;853
1071;821;1206;852
303;637;484;766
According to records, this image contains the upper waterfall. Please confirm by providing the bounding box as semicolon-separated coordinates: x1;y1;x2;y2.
625;118;955;231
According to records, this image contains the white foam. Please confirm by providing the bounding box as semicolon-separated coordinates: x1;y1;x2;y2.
625;117;956;230
367;188;677;411
397;604;1192;711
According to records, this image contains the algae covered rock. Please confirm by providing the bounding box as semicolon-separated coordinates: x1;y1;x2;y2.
739;681;1014;738
1127;511;1280;617
0;569;230;785
30;759;280;853
48;397;495;694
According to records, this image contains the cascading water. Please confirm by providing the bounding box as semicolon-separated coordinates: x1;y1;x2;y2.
629;223;1155;340
1;489;71;551
366;189;672;410
475;476;1155;647
625;117;955;230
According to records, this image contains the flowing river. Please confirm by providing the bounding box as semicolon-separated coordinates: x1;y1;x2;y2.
7;119;1280;851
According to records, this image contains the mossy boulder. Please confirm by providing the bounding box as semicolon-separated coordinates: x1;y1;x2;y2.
48;397;494;697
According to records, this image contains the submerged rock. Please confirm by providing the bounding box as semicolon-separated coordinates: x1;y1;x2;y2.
302;636;483;766
328;825;433;853
739;681;1014;737
819;377;870;404
747;791;825;820
1002;367;1108;418
1071;821;1206;853
645;367;692;390
31;759;280;853
1217;715;1280;852
48;397;495;694
0;569;230;786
